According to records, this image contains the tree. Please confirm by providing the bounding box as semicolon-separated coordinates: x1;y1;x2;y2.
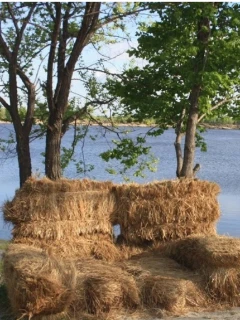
42;2;146;180
0;3;40;186
106;2;240;178
0;2;145;185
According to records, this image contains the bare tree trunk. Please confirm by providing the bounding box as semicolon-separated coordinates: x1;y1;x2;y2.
180;86;201;178
174;108;185;177
174;134;183;178
16;132;32;187
45;115;63;180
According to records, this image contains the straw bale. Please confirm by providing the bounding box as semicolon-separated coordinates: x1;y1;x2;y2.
3;244;76;318
4;188;116;225
121;252;207;313
13;235;122;262
21;176;113;193
113;180;220;244
203;268;240;305
70;259;140;316
12;220;113;240
120;222;217;245
165;235;240;270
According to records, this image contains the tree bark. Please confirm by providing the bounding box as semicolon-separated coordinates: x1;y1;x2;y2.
16;131;32;187
45;115;63;180
174;108;185;177
180;86;201;178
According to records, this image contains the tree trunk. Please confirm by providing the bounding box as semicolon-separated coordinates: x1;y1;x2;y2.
15;130;32;187
174;135;183;178
180;86;200;178
180;15;210;178
174;108;185;178
45;115;63;180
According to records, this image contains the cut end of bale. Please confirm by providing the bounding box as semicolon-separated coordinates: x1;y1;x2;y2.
113;179;220;245
3;244;76;318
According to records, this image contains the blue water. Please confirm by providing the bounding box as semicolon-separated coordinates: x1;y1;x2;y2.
0;124;240;239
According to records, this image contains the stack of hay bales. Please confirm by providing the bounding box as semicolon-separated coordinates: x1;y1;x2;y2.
4;177;121;261
165;235;240;305
113;179;220;245
3;177;228;320
3;244;140;319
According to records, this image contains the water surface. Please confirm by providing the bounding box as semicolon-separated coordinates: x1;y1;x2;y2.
0;124;239;239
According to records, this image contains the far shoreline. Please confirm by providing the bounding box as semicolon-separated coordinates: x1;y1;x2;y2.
0;120;239;130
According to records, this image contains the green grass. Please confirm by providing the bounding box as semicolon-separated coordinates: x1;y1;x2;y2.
0;240;9;251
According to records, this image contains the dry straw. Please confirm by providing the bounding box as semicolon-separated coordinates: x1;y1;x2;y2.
165;235;240;306
165;235;240;270
4;180;115;226
71;259;140;317
3;244;76;318
204;268;240;305
13;235;122;262
113;179;220;245
121;251;207;314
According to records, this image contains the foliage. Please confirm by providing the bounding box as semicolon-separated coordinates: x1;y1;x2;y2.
105;2;240;176
100;135;158;180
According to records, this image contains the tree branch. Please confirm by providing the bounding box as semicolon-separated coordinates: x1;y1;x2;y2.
61;106;87;136
6;3;20;34
0;96;10;111
198;95;240;123
46;2;62;112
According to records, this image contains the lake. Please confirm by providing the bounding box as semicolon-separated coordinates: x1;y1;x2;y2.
0;123;240;239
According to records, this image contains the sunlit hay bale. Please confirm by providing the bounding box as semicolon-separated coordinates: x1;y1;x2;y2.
70;259;140;316
12;220;113;240
113;180;220;245
165;235;240;270
120;222;217;246
203;268;240;305
4;185;116;226
3;244;76;319
13;235;122;262
21;176;114;193
121;251;207;314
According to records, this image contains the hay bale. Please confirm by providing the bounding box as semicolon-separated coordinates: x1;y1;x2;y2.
120;222;216;245
113;180;220;244
121;252;207;314
70;259;140;316
13;235;122;262
3;244;76;318
165;235;240;270
142;276;195;312
4;183;115;227
12;220;113;240
203;268;240;305
19;176;113;193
